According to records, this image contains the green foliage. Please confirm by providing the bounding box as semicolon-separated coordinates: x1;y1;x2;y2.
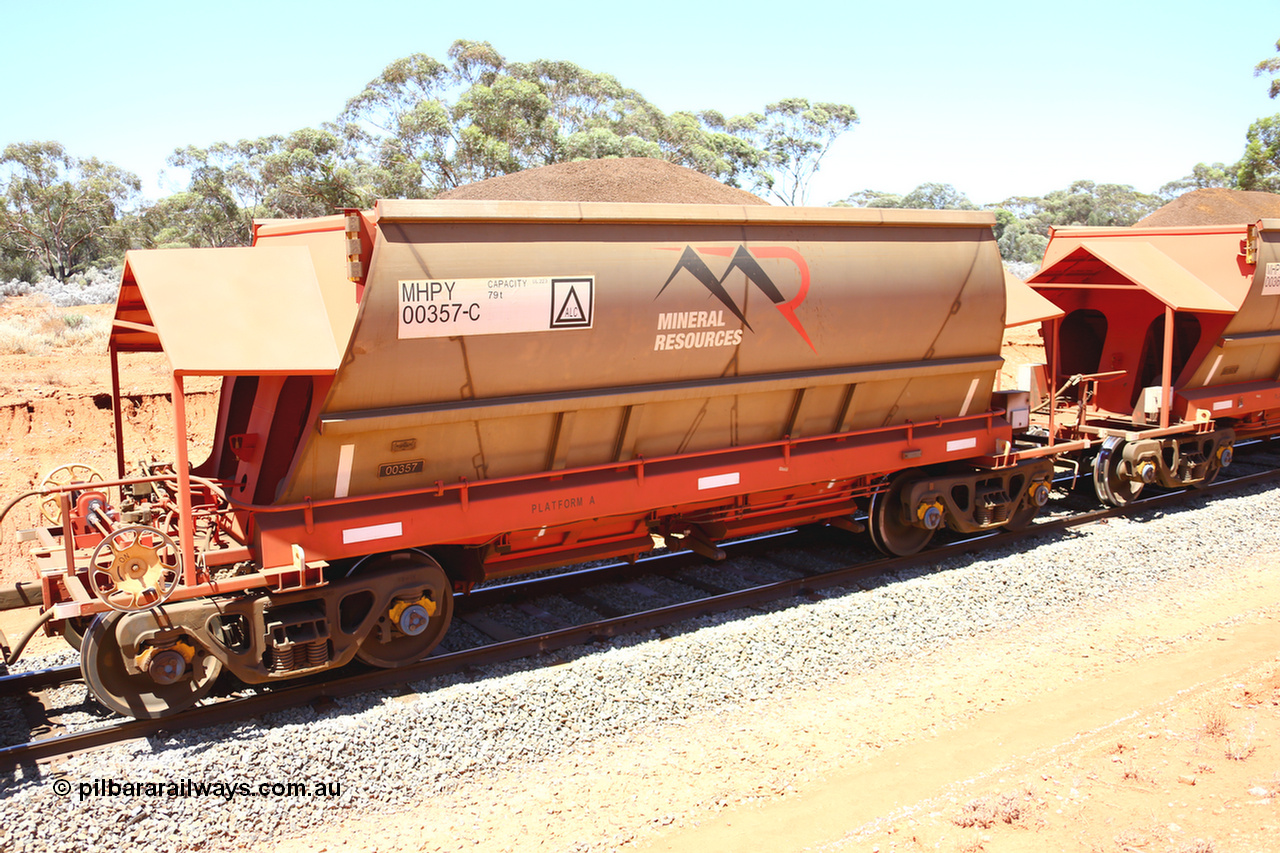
338;41;848;201
1237;114;1280;192
1255;39;1280;100
1236;41;1280;193
837;183;975;211
991;210;1049;264
998;180;1161;232
722;99;859;205
158;127;378;247
834;189;904;208
901;183;977;210
836;180;1153;265
1;41;864;281
0;141;140;282
982;181;1159;264
1158;162;1237;198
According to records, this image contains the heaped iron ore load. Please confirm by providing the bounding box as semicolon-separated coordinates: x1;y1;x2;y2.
7;193;1280;721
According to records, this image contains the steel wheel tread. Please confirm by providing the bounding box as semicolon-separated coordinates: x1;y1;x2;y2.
868;473;935;557
81;612;223;718
354;552;454;669
1093;437;1143;507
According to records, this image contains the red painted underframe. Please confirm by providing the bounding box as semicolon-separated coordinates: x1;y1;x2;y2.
253;415;1011;570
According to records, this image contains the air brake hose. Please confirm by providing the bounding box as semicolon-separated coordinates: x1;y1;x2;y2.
0;489;46;537
2;608;54;666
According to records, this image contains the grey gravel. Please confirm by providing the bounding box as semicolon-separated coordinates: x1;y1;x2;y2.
1;479;1277;852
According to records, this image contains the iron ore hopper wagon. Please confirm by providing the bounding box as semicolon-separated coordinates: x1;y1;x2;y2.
1023;221;1280;505
5;200;1061;717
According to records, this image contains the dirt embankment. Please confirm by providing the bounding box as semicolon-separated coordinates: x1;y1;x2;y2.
0;391;218;585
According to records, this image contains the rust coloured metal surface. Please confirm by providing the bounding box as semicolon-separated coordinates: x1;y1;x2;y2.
7;198;1057;719
291;201;1007;503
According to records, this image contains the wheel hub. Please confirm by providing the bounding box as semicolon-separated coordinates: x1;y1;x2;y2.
145;648;187;685
353;553;454;669
82;614;222;718
391;599;436;636
915;500;944;530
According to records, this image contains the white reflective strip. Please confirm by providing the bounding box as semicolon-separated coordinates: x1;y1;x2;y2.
946;436;978;452
1205;354;1223;384
1212;400;1233;411
334;444;355;498
342;521;403;545
958;378;979;417
698;472;740;490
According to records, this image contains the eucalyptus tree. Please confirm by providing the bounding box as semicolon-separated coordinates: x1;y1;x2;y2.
1238;39;1280;191
1238;117;1280;192
338;41;853;202
720;99;859;205
1158;162;1236;199
0;141;140;282
165;127;377;246
998;180;1160;233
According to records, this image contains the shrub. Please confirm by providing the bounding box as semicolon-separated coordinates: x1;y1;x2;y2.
0;265;122;307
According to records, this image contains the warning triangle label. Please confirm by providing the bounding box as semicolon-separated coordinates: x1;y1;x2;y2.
556;287;585;322
550;278;592;328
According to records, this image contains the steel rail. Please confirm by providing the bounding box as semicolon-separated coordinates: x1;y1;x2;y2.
3;462;1279;773
0;665;81;695
0;533;784;701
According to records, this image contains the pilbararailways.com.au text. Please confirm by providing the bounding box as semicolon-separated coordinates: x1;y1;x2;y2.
54;777;342;801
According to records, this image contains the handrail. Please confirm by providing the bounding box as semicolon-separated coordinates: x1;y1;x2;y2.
240;407;1010;515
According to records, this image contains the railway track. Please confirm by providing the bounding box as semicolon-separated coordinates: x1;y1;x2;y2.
3;446;1279;774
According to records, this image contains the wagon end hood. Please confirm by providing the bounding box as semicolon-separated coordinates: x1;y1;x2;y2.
112;246;342;375
1029;236;1242;315
1003;269;1064;327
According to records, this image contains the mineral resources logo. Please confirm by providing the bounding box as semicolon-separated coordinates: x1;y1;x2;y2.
654;245;814;351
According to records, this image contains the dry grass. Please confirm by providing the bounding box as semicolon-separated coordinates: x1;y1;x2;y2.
1224;721;1257;761
952;789;1031;829
1112;826;1150;849
1198;704;1230;738
1176;840;1216;853
0;307;109;355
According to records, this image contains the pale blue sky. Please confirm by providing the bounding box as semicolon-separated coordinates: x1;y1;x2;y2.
1;0;1275;206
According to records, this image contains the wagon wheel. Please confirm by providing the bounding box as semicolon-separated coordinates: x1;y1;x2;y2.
1191;440;1233;490
353;552;454;668
1092;436;1143;507
81;612;223;718
867;472;935;557
39;462;104;526
1190;464;1220;490
1003;500;1041;532
59;616;95;651
88;526;182;613
1005;478;1051;531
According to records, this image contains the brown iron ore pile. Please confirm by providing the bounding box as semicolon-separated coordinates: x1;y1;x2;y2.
436;157;770;205
1137;187;1280;226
